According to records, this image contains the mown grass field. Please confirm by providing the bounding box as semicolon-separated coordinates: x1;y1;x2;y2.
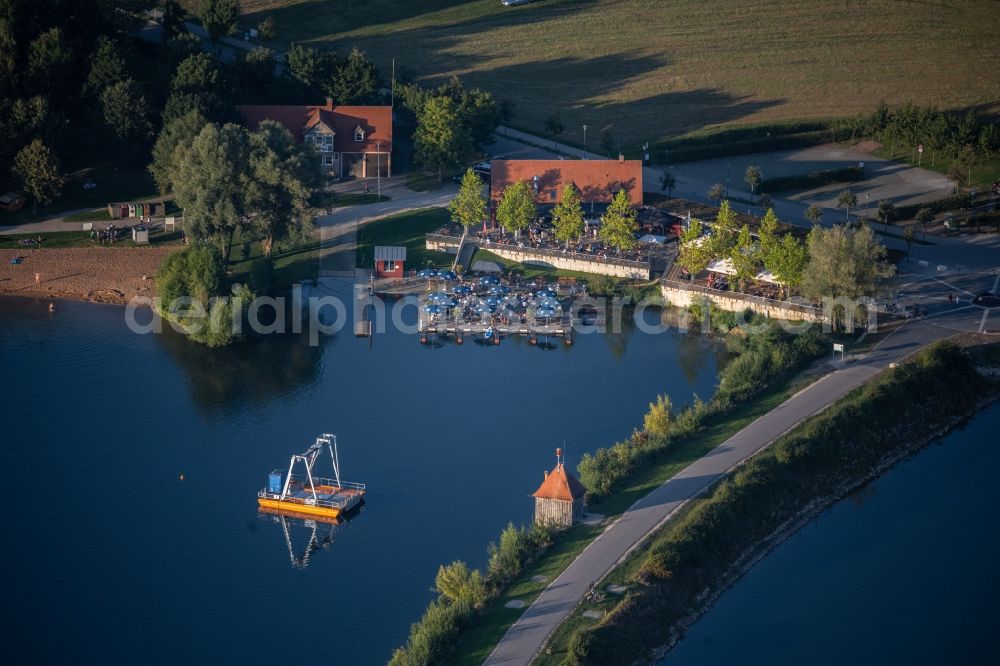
235;0;1000;151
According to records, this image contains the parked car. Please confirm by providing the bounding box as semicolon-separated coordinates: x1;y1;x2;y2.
502;0;534;6
0;191;26;213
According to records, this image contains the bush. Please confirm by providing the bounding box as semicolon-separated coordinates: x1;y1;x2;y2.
643;394;674;440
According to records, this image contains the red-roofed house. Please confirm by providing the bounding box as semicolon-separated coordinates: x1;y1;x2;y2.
238;100;392;179
532;449;587;527
491;158;643;209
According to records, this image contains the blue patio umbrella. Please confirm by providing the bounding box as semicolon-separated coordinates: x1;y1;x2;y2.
418;268;439;278
452;284;472;295
536;305;559;318
422;303;442;315
438;270;457;281
475;302;494;315
533;296;561;310
479;274;500;286
489;285;511;296
427;291;451;304
535;288;557;299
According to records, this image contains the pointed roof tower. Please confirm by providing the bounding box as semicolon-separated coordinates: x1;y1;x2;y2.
532;448;587;502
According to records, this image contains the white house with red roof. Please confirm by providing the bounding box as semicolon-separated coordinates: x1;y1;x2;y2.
238;100;392;179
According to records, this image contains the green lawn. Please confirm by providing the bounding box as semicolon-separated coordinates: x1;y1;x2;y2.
0;166;159;226
0;229;182;249
354;207;455;269
449;366;824;666
227;236;321;291
236;0;999;152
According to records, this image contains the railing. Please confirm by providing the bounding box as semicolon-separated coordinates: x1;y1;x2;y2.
661;278;823;317
426;233;651;270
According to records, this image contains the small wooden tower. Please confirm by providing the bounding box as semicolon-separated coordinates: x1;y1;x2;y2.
532;448;587;527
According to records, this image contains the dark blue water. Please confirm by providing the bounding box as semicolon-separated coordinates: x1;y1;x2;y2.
665;402;1000;666
0;296;722;664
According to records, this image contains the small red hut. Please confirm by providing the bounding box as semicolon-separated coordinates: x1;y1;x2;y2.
374;246;405;278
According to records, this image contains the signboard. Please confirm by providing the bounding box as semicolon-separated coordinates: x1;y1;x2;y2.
917;144;924;153
833;343;845;352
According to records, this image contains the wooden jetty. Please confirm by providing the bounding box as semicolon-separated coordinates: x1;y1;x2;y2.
418;315;574;346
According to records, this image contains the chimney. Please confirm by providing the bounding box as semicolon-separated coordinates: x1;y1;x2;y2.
326;97;334;110
618;153;624;163
543;470;548;479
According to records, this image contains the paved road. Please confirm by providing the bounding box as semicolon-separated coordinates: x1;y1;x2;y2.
484;318;950;666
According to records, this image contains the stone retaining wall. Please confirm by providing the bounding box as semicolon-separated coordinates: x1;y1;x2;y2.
661;281;825;323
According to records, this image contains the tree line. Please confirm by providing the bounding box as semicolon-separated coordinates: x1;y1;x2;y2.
450;168;639;251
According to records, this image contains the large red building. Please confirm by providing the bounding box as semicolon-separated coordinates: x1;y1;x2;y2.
490;158;643;208
238;100;392;179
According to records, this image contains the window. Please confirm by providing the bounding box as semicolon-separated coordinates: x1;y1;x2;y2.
323;154;334;166
353;128;365;142
323;135;333;145
384;260;396;272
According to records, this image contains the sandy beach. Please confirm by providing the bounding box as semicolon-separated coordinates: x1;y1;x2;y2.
0;247;178;305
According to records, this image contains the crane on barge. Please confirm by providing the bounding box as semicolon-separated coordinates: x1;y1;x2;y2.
258;434;366;519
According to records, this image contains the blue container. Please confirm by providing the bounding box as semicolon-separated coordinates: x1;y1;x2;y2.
268;471;283;494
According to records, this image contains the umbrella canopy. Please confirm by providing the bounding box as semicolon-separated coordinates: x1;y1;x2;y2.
427;291;451;304
535;305;559;318
479;274;500;286
485;295;502;307
438;270;457;280
533;296;561;310
475;301;495;314
452;284;472;295
535;288;557;298
418;268;439;278
422;303;442;315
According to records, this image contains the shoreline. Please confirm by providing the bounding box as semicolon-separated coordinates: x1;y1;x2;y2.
0;247;176;306
646;390;1000;664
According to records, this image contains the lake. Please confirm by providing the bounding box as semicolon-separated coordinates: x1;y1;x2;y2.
0;294;723;664
664;402;1000;665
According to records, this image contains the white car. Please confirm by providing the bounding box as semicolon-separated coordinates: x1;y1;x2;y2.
502;0;534;6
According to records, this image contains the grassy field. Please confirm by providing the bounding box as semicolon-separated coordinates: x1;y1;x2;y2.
236;0;999;151
227;236;321;291
353;207;455;268
0;229;182;249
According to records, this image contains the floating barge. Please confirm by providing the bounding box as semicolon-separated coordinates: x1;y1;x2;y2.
257;434;366;520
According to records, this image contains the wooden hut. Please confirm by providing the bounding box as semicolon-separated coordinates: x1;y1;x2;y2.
374;246;406;278
532;448;587;528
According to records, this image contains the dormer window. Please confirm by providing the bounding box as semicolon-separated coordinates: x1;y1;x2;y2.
353;127;365;143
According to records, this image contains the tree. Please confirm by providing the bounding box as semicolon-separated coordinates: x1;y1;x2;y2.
676;218;710;282
708;200;739;258
915;208;933;239
83;36;127;97
599;124;615;158
544;113;564;149
171;122;251;261
744;165;762;202
256;16;276;43
236;47;275;100
659;172;676;197
837;188;857;222
0;17;16;96
448;169;487;229
801;224;894;324
327;47;379;104
730;224;759;290
551;182;585;247
434;560;487;608
245;120;320;257
805;203;824;225
599;188;638;251
413;96;468;180
496;180;535;237
903;224;916;258
877;199;895;228
161;0;187;40
150;109;209;195
198;0;240;53
14;139;62;213
286;43;328;93
757;208;780;260
758;193;772;211
100;78;153;143
643;394;673;440
708;182;725;204
767;233;808;298
27;27;72;95
172;52;220;92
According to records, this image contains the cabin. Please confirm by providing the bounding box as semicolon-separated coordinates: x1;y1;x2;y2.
238;100;392;179
532;448;587;528
374;246;406;278
490;158;643;212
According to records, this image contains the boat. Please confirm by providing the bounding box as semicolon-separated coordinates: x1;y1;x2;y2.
257;434;366;519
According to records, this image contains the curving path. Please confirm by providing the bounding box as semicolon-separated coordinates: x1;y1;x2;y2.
484;318;949;665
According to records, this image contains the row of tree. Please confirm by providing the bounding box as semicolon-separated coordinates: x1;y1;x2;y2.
676;202;893;303
449;169;641;251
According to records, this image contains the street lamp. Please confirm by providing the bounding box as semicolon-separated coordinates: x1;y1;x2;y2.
376;141;381;199
582;125;588;153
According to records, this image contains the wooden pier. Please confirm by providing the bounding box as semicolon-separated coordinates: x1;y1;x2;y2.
418;316;574;346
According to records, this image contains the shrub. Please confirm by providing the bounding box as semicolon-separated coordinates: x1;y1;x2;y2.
642;394;674;440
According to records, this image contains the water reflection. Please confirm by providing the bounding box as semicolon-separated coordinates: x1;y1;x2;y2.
156;325;328;412
258;507;365;569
